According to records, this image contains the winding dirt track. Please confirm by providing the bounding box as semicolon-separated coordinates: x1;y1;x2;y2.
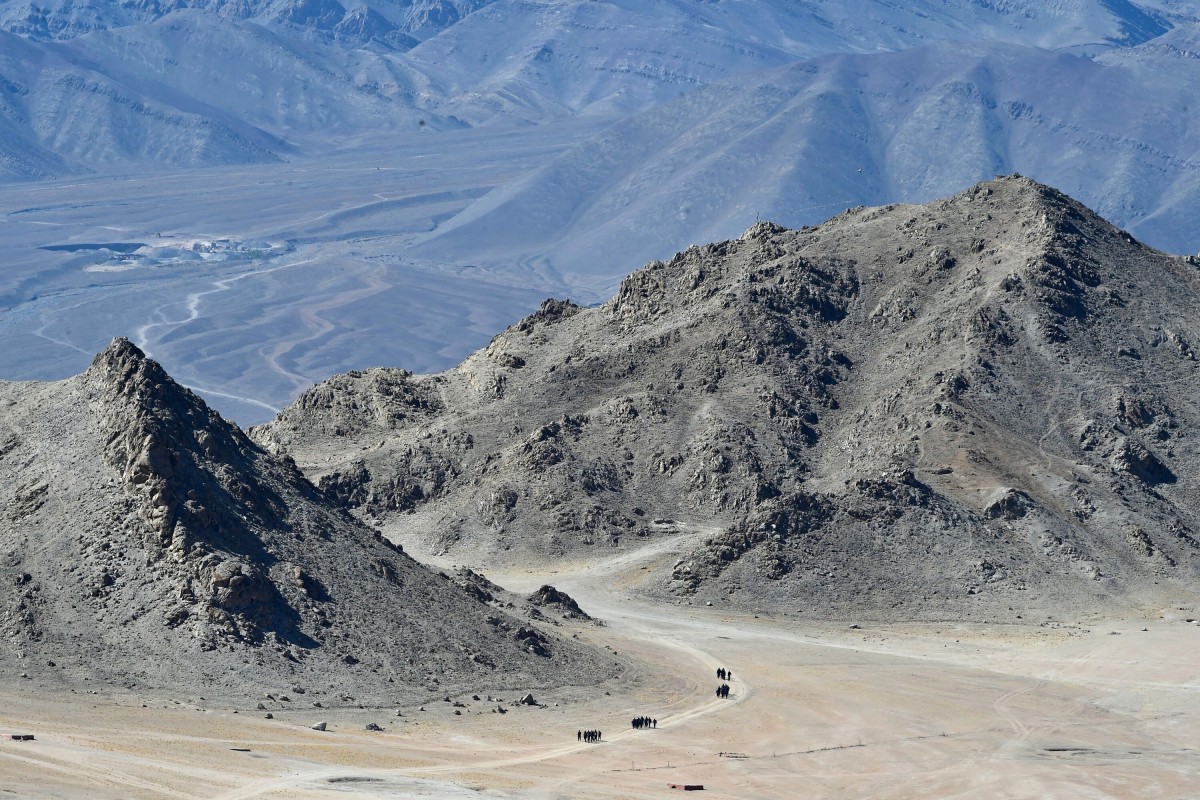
213;547;751;800
3;538;1199;799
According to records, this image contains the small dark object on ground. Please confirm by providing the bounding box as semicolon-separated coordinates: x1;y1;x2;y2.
10;735;35;741
667;784;704;791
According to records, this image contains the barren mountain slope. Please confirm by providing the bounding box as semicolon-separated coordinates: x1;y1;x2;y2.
255;177;1200;618
414;30;1200;282
0;339;615;701
0;0;493;46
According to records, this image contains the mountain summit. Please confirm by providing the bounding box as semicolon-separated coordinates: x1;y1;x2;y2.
0;338;613;698
256;177;1200;618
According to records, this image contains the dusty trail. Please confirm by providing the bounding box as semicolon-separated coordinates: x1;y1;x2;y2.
0;744;196;799
212;552;749;800
3;533;1198;799
134;257;316;355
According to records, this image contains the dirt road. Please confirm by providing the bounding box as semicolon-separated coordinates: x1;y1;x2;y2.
4;543;1197;799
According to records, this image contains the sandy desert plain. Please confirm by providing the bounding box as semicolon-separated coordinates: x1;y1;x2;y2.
2;529;1197;800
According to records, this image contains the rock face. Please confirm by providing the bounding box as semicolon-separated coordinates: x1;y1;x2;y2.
0;339;614;698
255;177;1200;618
527;586;590;621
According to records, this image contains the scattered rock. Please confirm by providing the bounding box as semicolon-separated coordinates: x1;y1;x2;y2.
526;585;591;620
984;489;1033;520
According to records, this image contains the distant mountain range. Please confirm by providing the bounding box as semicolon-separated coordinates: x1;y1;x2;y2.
0;1;1191;175
0;0;491;45
5;0;1200;424
414;30;1200;286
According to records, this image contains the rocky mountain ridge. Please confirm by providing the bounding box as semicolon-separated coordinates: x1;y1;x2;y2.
9;2;1200;422
0;1;1191;180
0;339;614;700
0;0;491;46
254;177;1200;618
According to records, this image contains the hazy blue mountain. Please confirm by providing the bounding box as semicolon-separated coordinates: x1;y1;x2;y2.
413;30;1200;292
4;0;1200;422
403;0;1175;123
0;0;496;46
0;0;1187;175
0;24;284;178
62;11;450;144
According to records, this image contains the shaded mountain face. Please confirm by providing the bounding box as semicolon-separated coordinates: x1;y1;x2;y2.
0;1;1186;180
255;177;1200;618
0;0;494;46
413;32;1200;284
0;0;1167;48
0;25;286;181
0;339;613;699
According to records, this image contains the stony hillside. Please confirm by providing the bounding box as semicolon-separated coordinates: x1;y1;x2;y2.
254;177;1200;618
0;339;615;701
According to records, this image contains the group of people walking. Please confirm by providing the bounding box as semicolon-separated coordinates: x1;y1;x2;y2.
715;666;733;699
576;664;737;744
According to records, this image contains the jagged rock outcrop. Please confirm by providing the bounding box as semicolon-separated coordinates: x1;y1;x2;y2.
527;585;591;621
0;339;616;699
255;177;1200;618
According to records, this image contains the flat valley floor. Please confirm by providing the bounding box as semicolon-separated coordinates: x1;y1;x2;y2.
3;541;1197;799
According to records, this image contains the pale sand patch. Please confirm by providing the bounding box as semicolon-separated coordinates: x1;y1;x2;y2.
3;567;1197;799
